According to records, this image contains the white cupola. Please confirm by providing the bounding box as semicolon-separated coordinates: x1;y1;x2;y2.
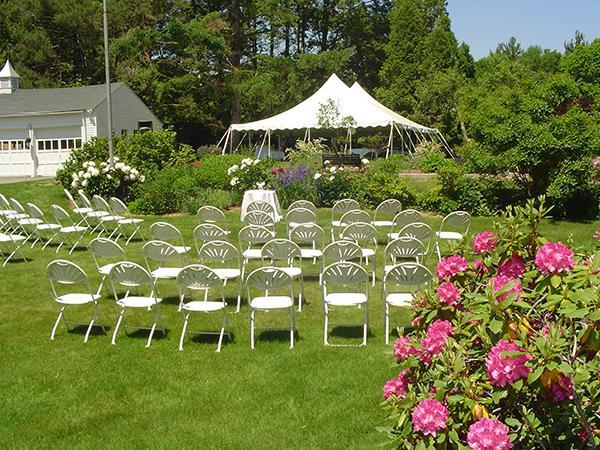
0;59;20;94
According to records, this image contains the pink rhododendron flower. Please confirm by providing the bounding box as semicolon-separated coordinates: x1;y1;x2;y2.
393;336;421;361
473;259;489;274
437;255;468;280
594;230;600;239
534;242;574;275
473;231;496;254
383;369;411;399
498;254;526;278
485;340;532;387
547;374;573;402
489;275;522;302
437;282;461;307
467;418;513;450
420;320;454;359
411;399;448;437
411;316;422;327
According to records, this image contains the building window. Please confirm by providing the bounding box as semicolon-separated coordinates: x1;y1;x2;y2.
0;140;26;151
121;129;128;135
138;121;153;132
36;138;82;152
0;80;9;89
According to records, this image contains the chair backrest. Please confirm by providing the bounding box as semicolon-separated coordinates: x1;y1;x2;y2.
289;223;325;247
142;240;180;265
199;240;240;266
50;204;72;226
92;195;111;212
285;208;316;228
26;202;46;220
384;237;425;264
197;206;227;226
246;266;292;291
340;209;371;225
374;199;402;220
244;210;274;227
322;261;368;287
261;238;301;261
177;264;223;292
288;200;316;214
384;262;432;291
331;198;360;220
398;222;433;253
47;259;88;285
64;188;77;207
0;193;11;209
89;237;125;261
247;201;275;218
392;209;422;231
78;190;94;209
149;222;184;245
109;197;129;215
440;211;471;234
193;223;228;251
109;261;155;293
340;222;377;245
239;225;275;249
323;240;363;265
9;198;25;214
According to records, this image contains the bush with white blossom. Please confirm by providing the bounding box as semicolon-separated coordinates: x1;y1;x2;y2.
70;157;145;200
227;157;273;192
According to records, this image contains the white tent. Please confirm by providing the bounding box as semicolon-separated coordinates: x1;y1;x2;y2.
220;74;451;157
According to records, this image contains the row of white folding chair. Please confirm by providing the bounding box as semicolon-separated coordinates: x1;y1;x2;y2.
197;205;229;233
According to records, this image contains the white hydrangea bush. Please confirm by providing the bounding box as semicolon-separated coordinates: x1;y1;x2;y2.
227;157;272;192
70;157;145;199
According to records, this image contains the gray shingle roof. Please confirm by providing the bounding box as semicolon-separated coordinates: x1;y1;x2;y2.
0;82;123;116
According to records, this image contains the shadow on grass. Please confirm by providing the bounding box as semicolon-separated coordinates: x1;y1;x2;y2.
257;329;300;343
330;325;374;340
189;331;236;346
124;327;170;340
65;323;110;337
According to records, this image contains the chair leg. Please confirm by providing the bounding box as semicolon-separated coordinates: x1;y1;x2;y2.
435;239;442;261
112;307;125;345
236;279;242;313
179;313;189;351
250;309;255;350
217;311;226;353
289;306;295;349
385;302;390;345
50;306;65;340
362;303;368;346
298;276;304;312
323;304;329;346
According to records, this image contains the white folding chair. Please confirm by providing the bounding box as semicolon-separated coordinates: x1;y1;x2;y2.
199;240;242;312
89;237;126;295
246;267;295;350
398;222;433;260
50;205;88;254
142;240;184;299
289;223;325;268
109;197;145;244
0;225;27;267
244;210;275;230
247;200;276;221
434;211;471;260
322;262;369;346
387;209;423;241
238;224;275;279
285;208;316;234
383;263;432;344
47;259;104;342
0;193;18;219
197;206;229;233
176;264;229;352
383;237;425;274
78;190;107;234
330;198;360;241
92;195;123;236
288;200;316;214
340;222;378;286
372;199;402;228
64;188;93;227
26;202;61;249
261;239;304;311
8;197;39;243
193;223;228;255
337;210;371;240
109;261;164;348
149;222;191;256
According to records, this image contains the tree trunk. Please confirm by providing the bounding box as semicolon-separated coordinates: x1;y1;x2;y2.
230;0;241;125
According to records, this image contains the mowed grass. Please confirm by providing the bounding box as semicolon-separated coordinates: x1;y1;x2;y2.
0;180;598;449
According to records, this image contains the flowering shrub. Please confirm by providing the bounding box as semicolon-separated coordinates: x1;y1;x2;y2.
69;157;144;200
227;157;273;192
380;198;600;448
271;165;318;207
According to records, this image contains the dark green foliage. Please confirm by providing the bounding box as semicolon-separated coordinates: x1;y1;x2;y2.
351;172;416;209
546;159;599;219
195;154;245;190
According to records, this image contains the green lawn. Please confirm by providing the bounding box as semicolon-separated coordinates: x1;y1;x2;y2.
0;180;598;448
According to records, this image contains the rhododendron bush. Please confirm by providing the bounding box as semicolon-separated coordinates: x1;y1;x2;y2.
380;198;600;448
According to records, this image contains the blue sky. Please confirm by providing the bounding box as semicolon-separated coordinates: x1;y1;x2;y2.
447;0;600;59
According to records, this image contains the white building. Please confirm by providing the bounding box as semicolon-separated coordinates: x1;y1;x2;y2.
0;59;162;176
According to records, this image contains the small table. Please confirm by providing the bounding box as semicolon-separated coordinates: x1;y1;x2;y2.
241;190;283;222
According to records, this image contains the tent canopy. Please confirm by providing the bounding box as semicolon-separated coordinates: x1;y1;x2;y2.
229;74;435;132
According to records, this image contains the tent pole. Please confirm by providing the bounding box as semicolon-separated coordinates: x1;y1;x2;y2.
386;124;393;159
258;132;268;158
229;129;233;153
348;128;352;152
220;128;230;155
234;133;247;153
437;130;454;158
400;126;405;154
404;127;417;156
267;130;271;159
308;128;311;141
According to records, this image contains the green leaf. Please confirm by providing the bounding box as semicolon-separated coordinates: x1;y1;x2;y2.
504;417;521;428
550;275;561;288
528;365;544;384
489;318;504;334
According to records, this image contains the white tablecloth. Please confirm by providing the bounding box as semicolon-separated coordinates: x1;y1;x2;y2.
241;190;283;222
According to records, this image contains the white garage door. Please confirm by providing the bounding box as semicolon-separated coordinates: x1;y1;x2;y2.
0;139;31;177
